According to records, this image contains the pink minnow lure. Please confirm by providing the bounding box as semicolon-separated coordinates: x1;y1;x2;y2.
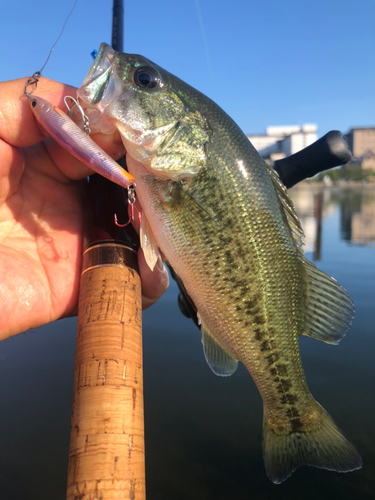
27;94;134;189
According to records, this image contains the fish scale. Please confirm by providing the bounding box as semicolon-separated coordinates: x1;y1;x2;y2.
157;151;311;426
74;42;362;484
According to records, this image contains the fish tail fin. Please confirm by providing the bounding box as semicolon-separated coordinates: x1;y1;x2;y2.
262;404;362;484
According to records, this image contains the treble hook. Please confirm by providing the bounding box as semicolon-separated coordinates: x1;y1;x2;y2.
114;184;142;227
114;203;142;227
64;96;91;135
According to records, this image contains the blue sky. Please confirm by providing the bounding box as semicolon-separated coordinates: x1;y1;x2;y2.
2;0;374;137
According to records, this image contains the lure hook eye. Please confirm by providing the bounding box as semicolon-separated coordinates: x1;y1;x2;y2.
24;71;41;97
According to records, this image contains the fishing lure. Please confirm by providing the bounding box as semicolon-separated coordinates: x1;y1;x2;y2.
23;0;135;198
26;92;134;190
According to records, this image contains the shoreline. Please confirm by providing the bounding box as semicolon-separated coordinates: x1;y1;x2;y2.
290;181;375;190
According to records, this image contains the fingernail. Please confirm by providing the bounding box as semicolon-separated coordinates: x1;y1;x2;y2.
156;253;165;272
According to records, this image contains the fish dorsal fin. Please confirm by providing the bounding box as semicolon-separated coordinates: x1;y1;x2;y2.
266;162;305;253
302;257;354;344
140;214;160;271
265;163;354;344
201;320;238;377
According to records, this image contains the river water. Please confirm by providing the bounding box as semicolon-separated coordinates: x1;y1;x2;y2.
0;185;374;499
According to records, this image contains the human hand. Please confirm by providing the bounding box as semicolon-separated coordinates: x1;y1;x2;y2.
0;77;168;340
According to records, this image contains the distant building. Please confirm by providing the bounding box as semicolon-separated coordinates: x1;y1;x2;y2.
247;124;317;162
345;127;375;170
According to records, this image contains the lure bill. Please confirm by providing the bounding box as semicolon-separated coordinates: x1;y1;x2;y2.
27;94;134;189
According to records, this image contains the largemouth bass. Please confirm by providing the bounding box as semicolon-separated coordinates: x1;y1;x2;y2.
73;43;362;483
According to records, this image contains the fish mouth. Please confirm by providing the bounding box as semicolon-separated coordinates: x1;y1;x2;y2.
71;43;124;135
77;43;124;113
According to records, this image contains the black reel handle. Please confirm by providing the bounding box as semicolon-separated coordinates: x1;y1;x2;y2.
273;130;352;189
172;129;353;326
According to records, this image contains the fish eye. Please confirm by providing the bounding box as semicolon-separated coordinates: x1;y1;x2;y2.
133;66;159;89
31;100;37;108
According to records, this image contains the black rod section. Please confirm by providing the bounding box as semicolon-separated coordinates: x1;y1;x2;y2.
112;0;124;52
273;130;352;189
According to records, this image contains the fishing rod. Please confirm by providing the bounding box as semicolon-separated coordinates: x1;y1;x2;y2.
66;1;146;499
273;130;352;189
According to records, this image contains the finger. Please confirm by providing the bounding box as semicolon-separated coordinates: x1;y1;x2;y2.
0;78;76;148
91;131;126;160
0;78;126;183
138;247;169;310
0;78;92;185
123;154;168;309
42;132;126;184
0;138;25;205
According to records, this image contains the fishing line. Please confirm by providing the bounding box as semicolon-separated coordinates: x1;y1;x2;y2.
38;0;79;74
24;0;79;96
194;0;213;80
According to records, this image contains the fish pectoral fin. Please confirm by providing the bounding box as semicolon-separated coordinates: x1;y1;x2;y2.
151;112;210;180
302;256;355;344
201;321;238;377
140;214;160;271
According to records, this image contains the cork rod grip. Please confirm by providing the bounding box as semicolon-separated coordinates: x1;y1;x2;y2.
67;243;145;500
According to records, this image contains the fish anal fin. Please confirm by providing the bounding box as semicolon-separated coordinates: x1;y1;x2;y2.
201;320;238;377
302;257;355;344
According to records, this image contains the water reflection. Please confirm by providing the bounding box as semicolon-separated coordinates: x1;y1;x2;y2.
0;186;374;500
289;185;375;259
